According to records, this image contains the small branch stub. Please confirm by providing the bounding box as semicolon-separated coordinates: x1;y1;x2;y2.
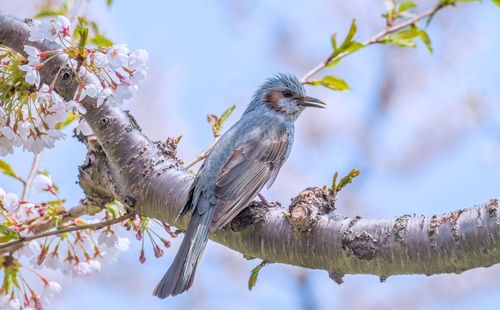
288;187;336;232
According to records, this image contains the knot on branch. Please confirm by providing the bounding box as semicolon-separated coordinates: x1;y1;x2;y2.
154;136;183;165
39;56;78;101
486;199;499;218
393;215;411;243
231;201;270;232
287;187;335;232
341;231;379;260
78;137;119;209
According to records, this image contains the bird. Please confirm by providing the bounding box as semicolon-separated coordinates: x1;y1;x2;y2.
153;73;326;298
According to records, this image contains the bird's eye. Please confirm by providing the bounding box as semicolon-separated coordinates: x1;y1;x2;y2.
282;90;293;98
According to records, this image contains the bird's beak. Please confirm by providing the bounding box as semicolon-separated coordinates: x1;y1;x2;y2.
298;96;327;109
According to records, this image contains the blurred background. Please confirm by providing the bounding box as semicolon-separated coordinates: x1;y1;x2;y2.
1;0;500;309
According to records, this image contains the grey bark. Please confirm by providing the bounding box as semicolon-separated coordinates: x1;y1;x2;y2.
1;12;500;283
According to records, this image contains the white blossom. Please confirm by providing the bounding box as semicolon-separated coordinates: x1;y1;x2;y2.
72;261;93;277
45;252;60;270
116;237;131;252
1;297;21;310
19;64;40;87
80;83;101;100
98;230;118;248
67;100;87;114
2;126;22;146
88;259;102;272
61;260;73;276
97;88;113;107
28;16;72;45
0;137;14;156
18;241;39;258
128;49;148;69
75;120;93;136
1;191;19;212
47;281;62;294
33;173;54;192
86;51;108;69
24;45;41;65
107;44;129;68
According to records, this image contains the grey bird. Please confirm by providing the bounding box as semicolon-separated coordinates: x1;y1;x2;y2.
153;73;326;298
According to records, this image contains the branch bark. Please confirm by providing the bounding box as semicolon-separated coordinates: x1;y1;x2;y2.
1;11;499;283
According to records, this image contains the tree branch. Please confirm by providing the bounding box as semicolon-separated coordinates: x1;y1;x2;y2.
300;3;444;83
1;9;499;284
0;213;133;250
21;153;40;201
0;198;103;254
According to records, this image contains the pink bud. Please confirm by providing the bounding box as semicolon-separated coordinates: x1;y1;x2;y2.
154;245;164;258
135;230;142;241
161;238;171;248
139;250;146;264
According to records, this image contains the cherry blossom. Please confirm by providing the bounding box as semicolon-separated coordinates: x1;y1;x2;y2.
75;119;93;136
45;252;60;270
33;173;54;192
86;51;108;68
107;44;129;68
98;230;118;248
0;297;21;310
24;45;42;65
46;281;62;294
19;64;40;86
72;261;93;277
0;190;19;212
28;16;72;45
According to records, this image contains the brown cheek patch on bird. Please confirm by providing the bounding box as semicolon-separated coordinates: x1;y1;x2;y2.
264;90;285;113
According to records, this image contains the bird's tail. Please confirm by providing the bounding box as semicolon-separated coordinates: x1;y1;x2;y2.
153;207;213;298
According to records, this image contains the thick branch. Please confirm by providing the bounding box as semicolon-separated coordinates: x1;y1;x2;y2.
1;11;500;282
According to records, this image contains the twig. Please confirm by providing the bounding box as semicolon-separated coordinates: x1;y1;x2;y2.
300;4;444;83
0;213;133;251
184;137;219;169
21;153;40;201
184;6;445;169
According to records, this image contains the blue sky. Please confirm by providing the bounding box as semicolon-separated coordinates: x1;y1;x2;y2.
1;0;500;309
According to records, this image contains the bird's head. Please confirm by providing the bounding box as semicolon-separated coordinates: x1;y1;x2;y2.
244;73;326;119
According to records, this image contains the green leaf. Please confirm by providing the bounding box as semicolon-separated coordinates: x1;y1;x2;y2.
418;30;433;53
0;160;18;179
78;27;89;51
248;261;267;290
0;225;20;242
330;33;338;51
325;58;342;68
33;4;68;18
391;28;420;40
343;41;365;53
219;105;236;125
382;37;416;48
331;172;339;190
55;112;78;130
493;0;500;7
332;19;358;58
336;169;360;191
91;34;113;47
311;76;350;91
106;0;113;6
343;19;357;48
207;105;236;138
398;1;417;12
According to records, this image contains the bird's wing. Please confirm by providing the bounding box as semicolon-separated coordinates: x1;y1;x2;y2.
211;126;290;231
